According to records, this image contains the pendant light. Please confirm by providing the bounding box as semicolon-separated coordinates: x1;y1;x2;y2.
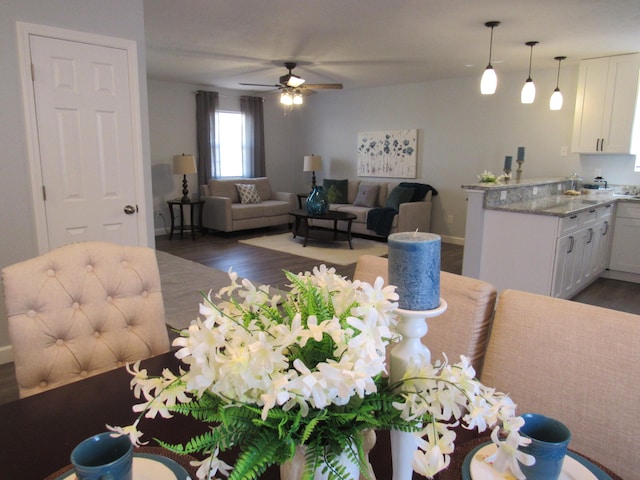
550;56;567;110
280;89;293;106
521;41;539;104
480;21;500;95
293;90;303;105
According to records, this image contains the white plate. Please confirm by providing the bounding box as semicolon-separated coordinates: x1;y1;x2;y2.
56;453;191;480
466;443;603;480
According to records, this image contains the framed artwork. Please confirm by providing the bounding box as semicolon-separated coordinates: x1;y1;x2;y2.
357;129;417;178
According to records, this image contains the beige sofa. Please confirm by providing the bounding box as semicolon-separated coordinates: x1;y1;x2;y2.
309;180;433;238
200;177;296;233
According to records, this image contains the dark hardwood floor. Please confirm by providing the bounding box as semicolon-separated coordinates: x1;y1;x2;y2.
1;227;637;406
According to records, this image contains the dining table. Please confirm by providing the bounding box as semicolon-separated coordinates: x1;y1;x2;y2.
0;350;622;480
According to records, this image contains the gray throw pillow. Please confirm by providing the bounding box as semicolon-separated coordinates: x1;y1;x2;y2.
385;186;415;210
235;183;262;204
323;179;348;204
353;184;380;208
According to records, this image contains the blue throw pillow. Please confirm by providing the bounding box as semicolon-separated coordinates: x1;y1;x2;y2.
385;186;415;210
323;179;348;204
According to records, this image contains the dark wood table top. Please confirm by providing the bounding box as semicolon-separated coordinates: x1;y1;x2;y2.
289;208;357;220
0;351;621;480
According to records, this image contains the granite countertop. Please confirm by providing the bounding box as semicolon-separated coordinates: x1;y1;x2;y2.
461;177;565;190
485;192;640;217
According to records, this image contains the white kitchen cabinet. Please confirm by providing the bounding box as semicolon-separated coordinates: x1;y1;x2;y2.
571;53;640;154
609;201;640;274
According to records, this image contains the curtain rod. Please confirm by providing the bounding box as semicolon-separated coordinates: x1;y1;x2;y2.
194;90;265;101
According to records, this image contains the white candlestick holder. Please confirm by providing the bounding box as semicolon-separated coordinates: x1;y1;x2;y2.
389;300;448;480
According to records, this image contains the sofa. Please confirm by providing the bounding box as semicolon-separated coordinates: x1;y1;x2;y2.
200;177;296;233
309;179;435;238
352;256;635;479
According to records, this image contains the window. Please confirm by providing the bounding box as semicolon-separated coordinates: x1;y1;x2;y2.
216;111;244;177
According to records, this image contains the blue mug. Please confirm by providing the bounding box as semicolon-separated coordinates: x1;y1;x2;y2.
519;413;571;480
70;432;133;480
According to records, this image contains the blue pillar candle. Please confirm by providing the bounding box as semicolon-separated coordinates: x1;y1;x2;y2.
388;232;441;311
504;156;513;170
517;147;525;162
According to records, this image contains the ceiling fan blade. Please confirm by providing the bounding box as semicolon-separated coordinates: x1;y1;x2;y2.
303;83;343;90
239;82;282;88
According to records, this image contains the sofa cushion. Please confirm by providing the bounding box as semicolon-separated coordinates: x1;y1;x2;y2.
347;180;361;203
353;183;380;208
331;205;369;223
385;186;415;210
323;179;348;204
208;179;240;203
236;183;262;204
231;203;265;220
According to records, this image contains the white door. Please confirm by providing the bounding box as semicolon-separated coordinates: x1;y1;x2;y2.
29;34;141;248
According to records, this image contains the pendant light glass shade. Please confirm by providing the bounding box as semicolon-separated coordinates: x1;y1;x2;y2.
550;56;567;111
480;21;500;95
293;90;303;105
280;90;293;105
481;66;498;95
521;41;538;104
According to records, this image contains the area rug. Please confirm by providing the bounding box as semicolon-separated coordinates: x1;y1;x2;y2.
238;232;388;266
156;250;237;330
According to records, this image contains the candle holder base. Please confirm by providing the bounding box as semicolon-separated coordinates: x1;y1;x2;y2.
516;160;524;181
390;299;448;480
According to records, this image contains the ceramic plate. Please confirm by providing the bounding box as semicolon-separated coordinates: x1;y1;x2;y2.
462;442;612;480
55;453;191;480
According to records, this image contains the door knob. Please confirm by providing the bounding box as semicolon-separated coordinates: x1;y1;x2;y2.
124;205;136;215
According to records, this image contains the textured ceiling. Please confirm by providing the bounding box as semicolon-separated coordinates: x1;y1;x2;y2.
143;0;640;91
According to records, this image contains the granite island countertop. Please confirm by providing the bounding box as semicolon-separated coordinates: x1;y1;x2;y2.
485;192;640;217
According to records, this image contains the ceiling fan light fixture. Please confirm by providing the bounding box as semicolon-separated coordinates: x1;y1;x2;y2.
521;41;539;104
550;56;567;111
283;74;305;88
480;21;500;95
280;90;293;106
293;90;303;105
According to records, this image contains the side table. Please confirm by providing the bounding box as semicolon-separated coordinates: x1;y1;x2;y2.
296;192;310;209
167;199;205;240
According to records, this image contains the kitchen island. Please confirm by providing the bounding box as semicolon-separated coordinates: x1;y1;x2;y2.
461;178;639;298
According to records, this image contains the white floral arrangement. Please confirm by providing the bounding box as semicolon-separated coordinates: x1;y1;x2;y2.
110;266;533;480
477;170;511;183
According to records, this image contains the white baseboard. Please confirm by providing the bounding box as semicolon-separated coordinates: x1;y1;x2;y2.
0;345;13;365
441;235;465;246
601;269;640;284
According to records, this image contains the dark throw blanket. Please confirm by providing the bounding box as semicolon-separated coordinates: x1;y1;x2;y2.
366;183;439;237
366;207;398;237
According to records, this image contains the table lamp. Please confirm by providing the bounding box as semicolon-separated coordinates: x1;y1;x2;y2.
173;154;197;203
303;155;322;188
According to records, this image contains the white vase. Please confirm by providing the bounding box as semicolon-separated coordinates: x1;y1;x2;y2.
279;431;376;480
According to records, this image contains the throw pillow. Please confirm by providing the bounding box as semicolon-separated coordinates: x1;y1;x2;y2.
235;183;262;204
322;179;348;204
385;186;415;210
353;183;380;208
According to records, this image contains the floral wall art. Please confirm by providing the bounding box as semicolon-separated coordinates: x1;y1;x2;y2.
357;129;417;178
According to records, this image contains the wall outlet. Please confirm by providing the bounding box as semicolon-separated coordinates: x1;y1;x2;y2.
533;186;538;195
500;190;507;201
446;214;454;224
560;146;569;156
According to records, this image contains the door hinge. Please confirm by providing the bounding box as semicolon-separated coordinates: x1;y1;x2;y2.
42;185;46;201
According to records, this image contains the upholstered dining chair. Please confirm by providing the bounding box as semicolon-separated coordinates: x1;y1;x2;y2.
353;255;497;375
480;289;639;480
2;241;170;398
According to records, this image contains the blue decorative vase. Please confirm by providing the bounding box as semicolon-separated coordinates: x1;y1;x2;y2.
306;185;328;215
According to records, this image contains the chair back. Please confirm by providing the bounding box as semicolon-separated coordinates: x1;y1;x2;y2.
481;289;638;480
353;255;497;375
2;242;170;397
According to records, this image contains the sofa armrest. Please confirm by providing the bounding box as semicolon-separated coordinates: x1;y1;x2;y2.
273;191;297;212
201;195;233;232
397;199;432;232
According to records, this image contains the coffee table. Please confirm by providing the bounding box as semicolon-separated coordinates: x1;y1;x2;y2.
290;209;357;249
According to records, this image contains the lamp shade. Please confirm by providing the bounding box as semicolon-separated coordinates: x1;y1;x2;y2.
303;155;322;172
173;154;196;175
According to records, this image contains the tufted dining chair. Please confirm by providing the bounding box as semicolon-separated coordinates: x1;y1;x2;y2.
353;255;497;375
2;241;170;398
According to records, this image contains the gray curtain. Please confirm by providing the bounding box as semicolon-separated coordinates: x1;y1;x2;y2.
240;96;266;177
196;90;219;185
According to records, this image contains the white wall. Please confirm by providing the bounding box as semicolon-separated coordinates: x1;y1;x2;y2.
0;0;151;360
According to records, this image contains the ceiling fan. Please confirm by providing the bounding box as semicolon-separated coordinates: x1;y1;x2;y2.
239;62;343;93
